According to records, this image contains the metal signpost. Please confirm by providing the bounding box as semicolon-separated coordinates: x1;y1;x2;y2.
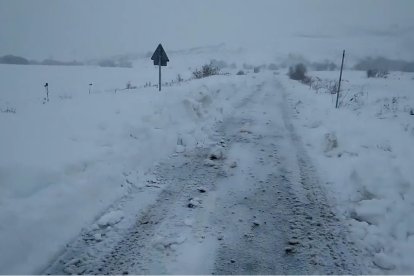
335;50;345;109
151;44;169;91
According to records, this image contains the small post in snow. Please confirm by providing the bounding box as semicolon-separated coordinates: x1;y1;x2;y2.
335;50;345;109
89;83;93;94
44;82;49;102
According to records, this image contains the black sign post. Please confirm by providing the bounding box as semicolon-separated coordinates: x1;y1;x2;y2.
335;50;345;109
151;44;169;91
159;54;161;91
44;82;49;102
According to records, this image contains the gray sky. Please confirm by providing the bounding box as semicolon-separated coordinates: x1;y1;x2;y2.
1;0;413;60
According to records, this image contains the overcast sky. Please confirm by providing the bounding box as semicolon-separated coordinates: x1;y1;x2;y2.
1;0;413;60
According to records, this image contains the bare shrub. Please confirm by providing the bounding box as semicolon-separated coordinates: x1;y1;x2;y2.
236;70;245;75
0;107;16;113
193;63;220;79
288;63;306;80
125;81;137;89
309;77;338;94
340;90;366;110
177;74;184;82
288;63;311;84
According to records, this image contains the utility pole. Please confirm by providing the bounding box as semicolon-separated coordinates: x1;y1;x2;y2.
336;50;345;109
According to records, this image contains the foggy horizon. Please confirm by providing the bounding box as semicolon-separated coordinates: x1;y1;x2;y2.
1;0;414;61
2;1;414;274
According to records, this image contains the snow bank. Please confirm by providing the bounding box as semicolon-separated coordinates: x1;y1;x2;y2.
0;55;253;273
282;70;414;273
97;210;124;228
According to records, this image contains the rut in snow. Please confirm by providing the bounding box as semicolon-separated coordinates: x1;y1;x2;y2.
212;81;366;274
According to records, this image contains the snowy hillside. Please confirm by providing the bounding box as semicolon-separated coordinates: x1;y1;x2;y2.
0;46;414;274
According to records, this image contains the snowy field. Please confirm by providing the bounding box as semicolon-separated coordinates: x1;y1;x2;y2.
0;48;267;273
1;47;414;274
0;54;234;273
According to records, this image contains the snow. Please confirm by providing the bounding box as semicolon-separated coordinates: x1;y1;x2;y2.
93;233;103;242
97;210;124;228
0;49;264;273
208;145;225;160
0;54;243;273
188;197;202;208
1;46;414;274
282;70;414;274
373;252;397;270
175;144;186;153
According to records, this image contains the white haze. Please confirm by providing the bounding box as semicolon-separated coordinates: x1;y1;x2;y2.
0;0;414;61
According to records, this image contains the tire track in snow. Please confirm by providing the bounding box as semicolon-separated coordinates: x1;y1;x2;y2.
44;76;366;274
45;144;227;274
212;79;366;274
92;146;227;274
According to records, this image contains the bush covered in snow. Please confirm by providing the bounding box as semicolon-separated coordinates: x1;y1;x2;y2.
192;63;220;79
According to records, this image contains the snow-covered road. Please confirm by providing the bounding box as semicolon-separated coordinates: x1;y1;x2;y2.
44;77;367;274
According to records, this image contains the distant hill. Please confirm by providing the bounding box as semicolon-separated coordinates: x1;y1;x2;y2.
0;55;30;65
0;54;85;66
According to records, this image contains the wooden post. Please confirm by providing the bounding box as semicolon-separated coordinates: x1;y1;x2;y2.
89;83;92;94
336;50;345;108
158;55;161;91
44;83;49;102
